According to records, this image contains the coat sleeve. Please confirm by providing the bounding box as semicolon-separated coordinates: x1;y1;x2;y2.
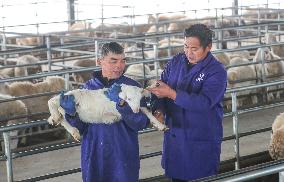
175;69;227;112
116;101;149;131
150;58;172;113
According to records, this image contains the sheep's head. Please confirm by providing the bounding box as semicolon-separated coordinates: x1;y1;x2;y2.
253;47;272;62
119;84;150;113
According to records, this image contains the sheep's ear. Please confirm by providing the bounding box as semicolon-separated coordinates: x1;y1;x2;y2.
119;91;127;100
142;89;151;97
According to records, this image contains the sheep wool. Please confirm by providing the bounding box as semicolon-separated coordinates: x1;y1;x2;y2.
48;84;168;141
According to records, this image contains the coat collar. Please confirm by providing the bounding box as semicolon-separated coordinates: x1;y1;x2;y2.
92;71;125;87
184;52;213;78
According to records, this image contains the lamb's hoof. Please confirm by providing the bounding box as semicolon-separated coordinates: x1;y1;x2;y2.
162;127;170;131
154;124;169;132
47;117;54;125
72;128;81;142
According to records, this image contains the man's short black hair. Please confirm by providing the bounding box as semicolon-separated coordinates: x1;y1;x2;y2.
101;42;124;57
184;24;214;48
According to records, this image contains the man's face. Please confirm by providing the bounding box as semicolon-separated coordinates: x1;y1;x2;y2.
99;53;126;79
184;36;211;64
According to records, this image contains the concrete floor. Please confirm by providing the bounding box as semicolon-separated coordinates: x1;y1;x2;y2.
0;105;283;182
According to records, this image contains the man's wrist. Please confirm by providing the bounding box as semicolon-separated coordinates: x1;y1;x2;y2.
168;89;177;100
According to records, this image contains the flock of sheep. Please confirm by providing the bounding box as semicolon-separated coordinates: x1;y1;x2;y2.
1;10;284;163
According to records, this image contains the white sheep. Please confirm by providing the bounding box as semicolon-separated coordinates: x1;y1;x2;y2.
47;84;168;141
213;52;230;66
225;57;258;110
72;59;97;83
14;55;42;77
0;93;28;150
253;47;284;102
264;33;284;58
66;22;95;37
0;76;66;121
16;37;41;46
0;55;42;78
269;112;284;160
125;63;151;86
226;50;251;60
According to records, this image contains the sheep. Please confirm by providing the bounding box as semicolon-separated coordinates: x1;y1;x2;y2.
16;37;41;46
72;59;97;83
225;57;258;110
125;64;151;86
145;38;183;69
264;33;284;58
0;65;14;77
147;14;187;24
253;47;284;102
47;84;168;141
213;52;230;66
269;112;284;160
0;55;42;78
124;45;146;62
0;76;66;121
124;64;163;87
66;22;95;38
0;93;28;150
226;50;251;60
14;55;42;77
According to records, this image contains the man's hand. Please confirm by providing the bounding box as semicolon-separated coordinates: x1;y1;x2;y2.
104;83;121;103
153;110;165;124
60;91;76;116
147;80;177;100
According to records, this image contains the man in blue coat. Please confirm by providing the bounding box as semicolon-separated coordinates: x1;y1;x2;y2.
148;24;227;181
60;42;150;182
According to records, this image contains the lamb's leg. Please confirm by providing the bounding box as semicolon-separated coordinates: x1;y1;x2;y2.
140;107;168;131
56;106;80;141
60;118;81;142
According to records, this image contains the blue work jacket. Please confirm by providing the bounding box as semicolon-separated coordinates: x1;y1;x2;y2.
152;52;227;180
65;73;149;182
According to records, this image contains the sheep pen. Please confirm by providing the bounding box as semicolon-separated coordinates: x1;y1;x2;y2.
47;84;168;141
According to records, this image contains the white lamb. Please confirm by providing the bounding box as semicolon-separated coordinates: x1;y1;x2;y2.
48;84;168;141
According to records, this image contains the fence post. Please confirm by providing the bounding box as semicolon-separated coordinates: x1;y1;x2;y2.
280;171;284;182
232;91;240;170
153;44;159;75
3;132;13;182
46;35;52;72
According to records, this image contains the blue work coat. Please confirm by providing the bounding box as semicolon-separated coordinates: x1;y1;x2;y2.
65;73;149;182
152;52;227;180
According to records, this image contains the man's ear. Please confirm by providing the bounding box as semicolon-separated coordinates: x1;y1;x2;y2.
96;58;102;65
207;43;212;50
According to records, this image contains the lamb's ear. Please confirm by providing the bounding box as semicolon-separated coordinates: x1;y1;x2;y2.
142;89;151;97
119;91;127;100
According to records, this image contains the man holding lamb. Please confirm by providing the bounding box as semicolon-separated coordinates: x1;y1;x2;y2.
60;42;150;182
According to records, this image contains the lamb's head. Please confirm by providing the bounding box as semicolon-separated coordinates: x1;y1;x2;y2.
119;83;150;113
253;47;272;63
